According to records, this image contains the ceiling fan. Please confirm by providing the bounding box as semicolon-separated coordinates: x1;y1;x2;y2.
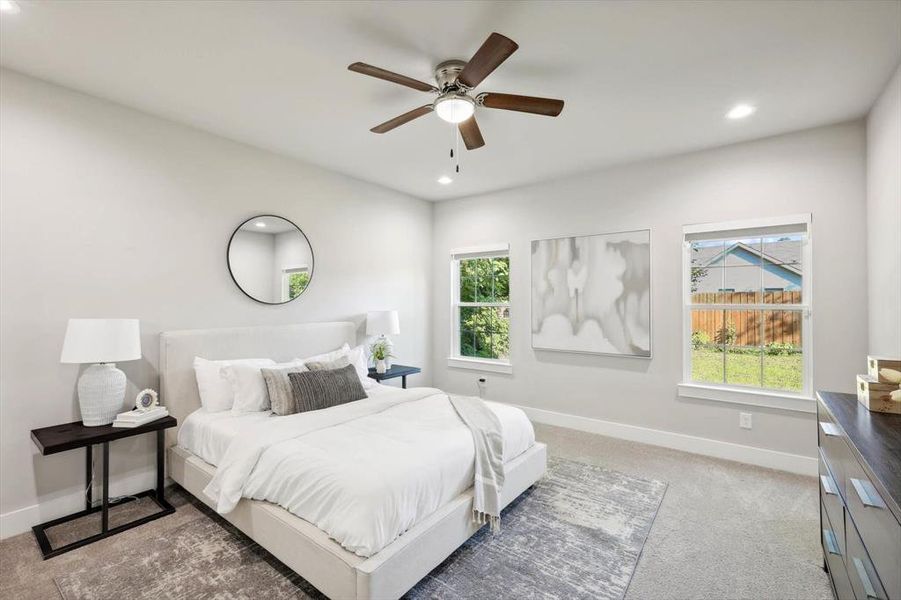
348;32;564;151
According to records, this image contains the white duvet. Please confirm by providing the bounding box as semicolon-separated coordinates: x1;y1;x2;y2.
202;387;535;557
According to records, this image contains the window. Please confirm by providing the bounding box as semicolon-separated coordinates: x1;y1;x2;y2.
449;244;511;372
281;267;310;302
681;215;812;407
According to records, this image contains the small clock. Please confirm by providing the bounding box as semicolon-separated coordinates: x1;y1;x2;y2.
135;389;159;411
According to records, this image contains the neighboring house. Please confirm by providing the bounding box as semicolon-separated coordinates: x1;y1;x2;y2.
691;240;801;293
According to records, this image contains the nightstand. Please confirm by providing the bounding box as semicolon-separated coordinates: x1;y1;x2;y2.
367;364;421;389
29;415;177;559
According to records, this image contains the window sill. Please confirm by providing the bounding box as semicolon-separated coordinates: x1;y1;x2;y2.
677;383;815;414
447;357;513;374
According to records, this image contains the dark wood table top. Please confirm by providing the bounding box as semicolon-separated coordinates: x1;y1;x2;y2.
817;391;901;520
367;364;421;380
31;416;178;456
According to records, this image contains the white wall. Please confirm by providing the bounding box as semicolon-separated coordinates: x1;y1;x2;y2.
432;122;868;461
0;69;433;536
866;64;901;357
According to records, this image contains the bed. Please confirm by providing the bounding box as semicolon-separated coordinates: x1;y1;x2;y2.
161;322;547;600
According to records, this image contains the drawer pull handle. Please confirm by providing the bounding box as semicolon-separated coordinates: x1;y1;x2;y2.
819;422;841;437
822;529;840;555
850;477;886;509
852;557;879;600
820;475;838;496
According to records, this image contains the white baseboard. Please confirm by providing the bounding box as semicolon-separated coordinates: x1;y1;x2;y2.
0;468;157;540
513;404;817;477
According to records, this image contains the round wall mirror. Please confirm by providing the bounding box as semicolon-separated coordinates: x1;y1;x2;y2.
227;215;314;304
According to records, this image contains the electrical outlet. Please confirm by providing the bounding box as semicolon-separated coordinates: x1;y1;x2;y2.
739;412;752;429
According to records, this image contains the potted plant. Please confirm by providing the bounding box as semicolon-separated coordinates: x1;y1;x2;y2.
370;340;394;374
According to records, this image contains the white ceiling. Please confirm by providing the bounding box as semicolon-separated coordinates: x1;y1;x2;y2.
1;1;899;201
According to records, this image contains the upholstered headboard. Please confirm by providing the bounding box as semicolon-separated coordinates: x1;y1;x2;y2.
159;321;356;445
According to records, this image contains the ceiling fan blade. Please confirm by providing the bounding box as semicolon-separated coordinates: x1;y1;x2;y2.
457;33;519;89
459;116;485;150
370;105;433;134
479;93;564;117
348;62;437;93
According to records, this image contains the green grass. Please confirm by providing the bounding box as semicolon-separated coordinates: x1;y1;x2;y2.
692;348;802;392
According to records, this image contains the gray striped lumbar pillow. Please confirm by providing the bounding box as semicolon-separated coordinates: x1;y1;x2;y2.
261;363;309;416
287;364;367;413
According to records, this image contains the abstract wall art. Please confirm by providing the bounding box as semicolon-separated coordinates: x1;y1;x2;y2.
531;229;651;357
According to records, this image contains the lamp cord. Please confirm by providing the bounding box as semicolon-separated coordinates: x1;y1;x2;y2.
84;449;139;507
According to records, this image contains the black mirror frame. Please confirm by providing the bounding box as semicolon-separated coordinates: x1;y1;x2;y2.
226;214;315;305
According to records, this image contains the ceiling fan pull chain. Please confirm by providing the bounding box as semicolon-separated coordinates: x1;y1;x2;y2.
455;125;461;174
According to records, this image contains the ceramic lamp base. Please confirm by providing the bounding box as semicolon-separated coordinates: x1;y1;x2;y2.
78;363;127;426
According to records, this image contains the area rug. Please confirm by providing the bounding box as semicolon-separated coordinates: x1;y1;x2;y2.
55;457;666;600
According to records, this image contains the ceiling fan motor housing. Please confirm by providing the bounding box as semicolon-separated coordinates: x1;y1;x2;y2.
434;60;469;91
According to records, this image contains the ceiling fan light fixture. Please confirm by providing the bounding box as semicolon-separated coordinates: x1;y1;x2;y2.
434;94;475;124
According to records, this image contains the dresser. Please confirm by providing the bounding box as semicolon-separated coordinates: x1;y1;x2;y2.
818;391;901;600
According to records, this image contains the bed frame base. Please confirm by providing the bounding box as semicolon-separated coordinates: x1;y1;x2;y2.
168;442;547;600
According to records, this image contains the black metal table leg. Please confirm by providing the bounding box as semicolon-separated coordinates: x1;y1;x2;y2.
402;375;407;389
101;442;109;533
156;429;165;502
85;445;92;511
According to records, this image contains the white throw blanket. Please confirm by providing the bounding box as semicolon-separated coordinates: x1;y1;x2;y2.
449;394;505;532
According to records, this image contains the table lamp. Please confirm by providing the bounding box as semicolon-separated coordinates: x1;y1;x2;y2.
60;319;141;426
366;310;400;368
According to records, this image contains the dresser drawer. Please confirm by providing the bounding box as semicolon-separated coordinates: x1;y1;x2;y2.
822;501;855;600
818;407;854;499
820;451;846;557
845;461;901;599
847;516;890;600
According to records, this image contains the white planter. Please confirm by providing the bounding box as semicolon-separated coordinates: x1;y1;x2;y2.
376;359;387;374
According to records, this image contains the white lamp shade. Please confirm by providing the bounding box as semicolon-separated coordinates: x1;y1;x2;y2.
366;310;400;336
60;319;142;364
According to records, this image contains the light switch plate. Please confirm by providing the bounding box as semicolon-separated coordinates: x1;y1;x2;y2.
739;412;753;429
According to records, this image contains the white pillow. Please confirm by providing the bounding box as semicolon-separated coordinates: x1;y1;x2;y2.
296;343;372;389
297;343;350;366
225;360;304;413
194;357;274;412
347;344;373;389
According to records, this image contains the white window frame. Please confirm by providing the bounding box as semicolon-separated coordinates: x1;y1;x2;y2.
448;243;513;374
678;214;814;413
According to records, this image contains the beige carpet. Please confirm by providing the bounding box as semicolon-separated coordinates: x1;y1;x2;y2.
0;423;832;600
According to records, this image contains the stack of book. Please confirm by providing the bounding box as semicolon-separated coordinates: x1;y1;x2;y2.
112;406;169;428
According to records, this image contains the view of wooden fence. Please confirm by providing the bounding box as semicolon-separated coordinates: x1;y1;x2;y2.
691;292;803;348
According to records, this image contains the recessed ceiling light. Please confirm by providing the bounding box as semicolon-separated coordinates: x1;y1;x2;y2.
437;176;453;185
254;221;266;228
726;104;756;120
0;0;20;14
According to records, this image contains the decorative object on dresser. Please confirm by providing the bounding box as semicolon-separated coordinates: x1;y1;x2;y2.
367;363;421;389
30;415;177;559
366;310;400;368
817;391;901;600
227;214;314;305
60;318;142;426
868;356;901;381
531;229;651;357
857;355;901;414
